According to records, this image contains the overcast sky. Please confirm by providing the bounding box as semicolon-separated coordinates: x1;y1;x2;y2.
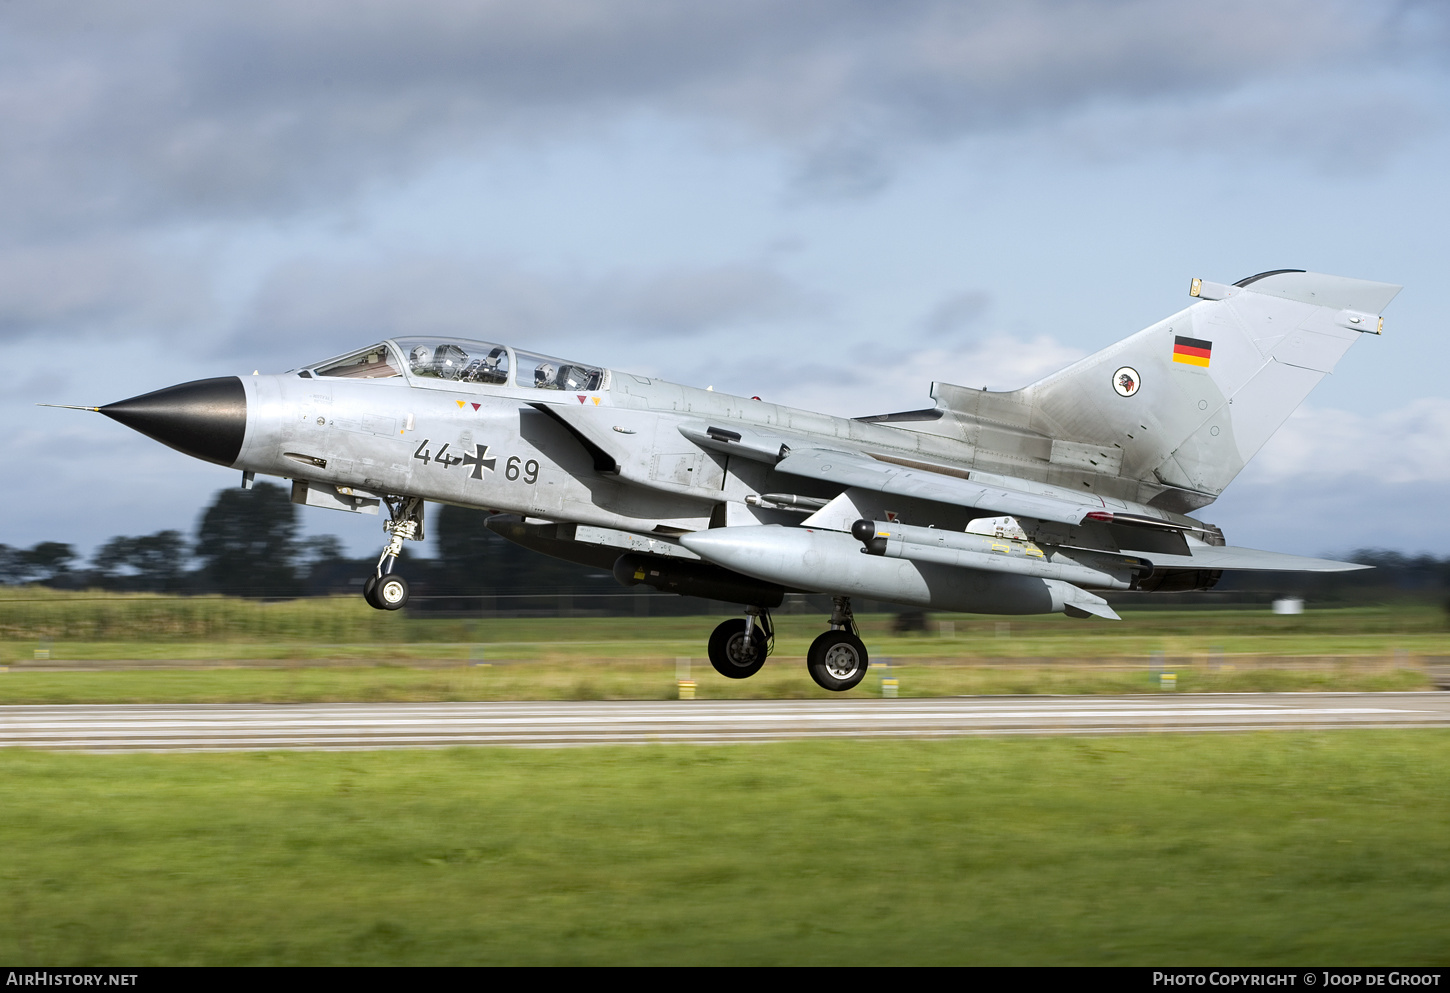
6;0;1450;562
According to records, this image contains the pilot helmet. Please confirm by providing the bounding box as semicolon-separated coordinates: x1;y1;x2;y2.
409;345;433;372
534;363;556;388
435;343;467;379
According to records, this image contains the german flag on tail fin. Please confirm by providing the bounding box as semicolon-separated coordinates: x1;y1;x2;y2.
1172;335;1212;367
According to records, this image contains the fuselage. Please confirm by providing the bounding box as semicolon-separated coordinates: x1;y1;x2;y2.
231;335;1174;541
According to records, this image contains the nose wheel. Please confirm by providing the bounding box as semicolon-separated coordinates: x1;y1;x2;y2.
363;496;423;611
364;574;410;611
805;596;869;691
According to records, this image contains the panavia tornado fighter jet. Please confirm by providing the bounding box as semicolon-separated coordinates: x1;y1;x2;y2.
63;269;1396;691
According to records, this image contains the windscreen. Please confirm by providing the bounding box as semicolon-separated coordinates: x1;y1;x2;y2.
313;344;401;379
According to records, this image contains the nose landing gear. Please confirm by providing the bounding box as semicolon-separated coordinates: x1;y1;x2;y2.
363;496;424;611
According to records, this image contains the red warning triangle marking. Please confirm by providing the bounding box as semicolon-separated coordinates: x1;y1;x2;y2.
577;395;587;403
471;403;481;411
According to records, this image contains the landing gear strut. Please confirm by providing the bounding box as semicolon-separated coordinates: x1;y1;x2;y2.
707;606;774;678
363;496;424;611
806;596;869;692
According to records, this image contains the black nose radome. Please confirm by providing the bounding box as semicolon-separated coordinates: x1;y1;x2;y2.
100;377;247;467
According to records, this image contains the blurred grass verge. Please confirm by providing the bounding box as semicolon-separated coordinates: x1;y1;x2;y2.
4;589;1450;650
0;659;1433;704
0;733;1446;965
2;591;1447;700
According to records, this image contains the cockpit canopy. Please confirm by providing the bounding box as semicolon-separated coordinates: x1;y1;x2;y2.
305;338;605;391
513;348;604;392
401;339;509;385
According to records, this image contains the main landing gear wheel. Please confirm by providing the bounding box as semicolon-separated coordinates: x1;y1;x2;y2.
807;630;869;692
375;574;410;611
707;618;768;679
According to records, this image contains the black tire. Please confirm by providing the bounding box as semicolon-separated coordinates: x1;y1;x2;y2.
362;576;383;609
707;618;768;679
806;630;869;691
375;574;410;611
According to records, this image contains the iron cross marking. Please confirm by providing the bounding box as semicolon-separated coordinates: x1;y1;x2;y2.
460;443;497;480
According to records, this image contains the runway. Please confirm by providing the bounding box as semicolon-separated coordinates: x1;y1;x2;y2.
2;693;1449;751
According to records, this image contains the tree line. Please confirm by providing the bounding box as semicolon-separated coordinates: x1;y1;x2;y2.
4;481;1450;607
0;482;613;600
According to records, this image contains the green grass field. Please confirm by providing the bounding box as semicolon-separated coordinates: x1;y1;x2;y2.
0;658;1433;704
3;590;1445;701
2;733;1447;965
4;589;1449;658
4;591;1448;965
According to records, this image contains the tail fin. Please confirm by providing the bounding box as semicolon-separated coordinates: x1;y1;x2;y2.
936;270;1400;509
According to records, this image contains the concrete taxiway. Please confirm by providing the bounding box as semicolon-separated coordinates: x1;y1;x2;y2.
2;693;1448;751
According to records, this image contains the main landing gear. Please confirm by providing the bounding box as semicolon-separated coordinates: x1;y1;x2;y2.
707;606;774;679
363;496;424;611
806;596;869;692
704;596;870;692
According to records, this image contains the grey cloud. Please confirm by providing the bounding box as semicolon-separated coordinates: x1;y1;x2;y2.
1211;479;1450;559
234;259;565;360
788;144;893;201
0;240;213;341
920;291;992;338
622;265;815;334
227;255;818;368
680;346;913;414
1037;77;1439;175
0;0;1430;232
